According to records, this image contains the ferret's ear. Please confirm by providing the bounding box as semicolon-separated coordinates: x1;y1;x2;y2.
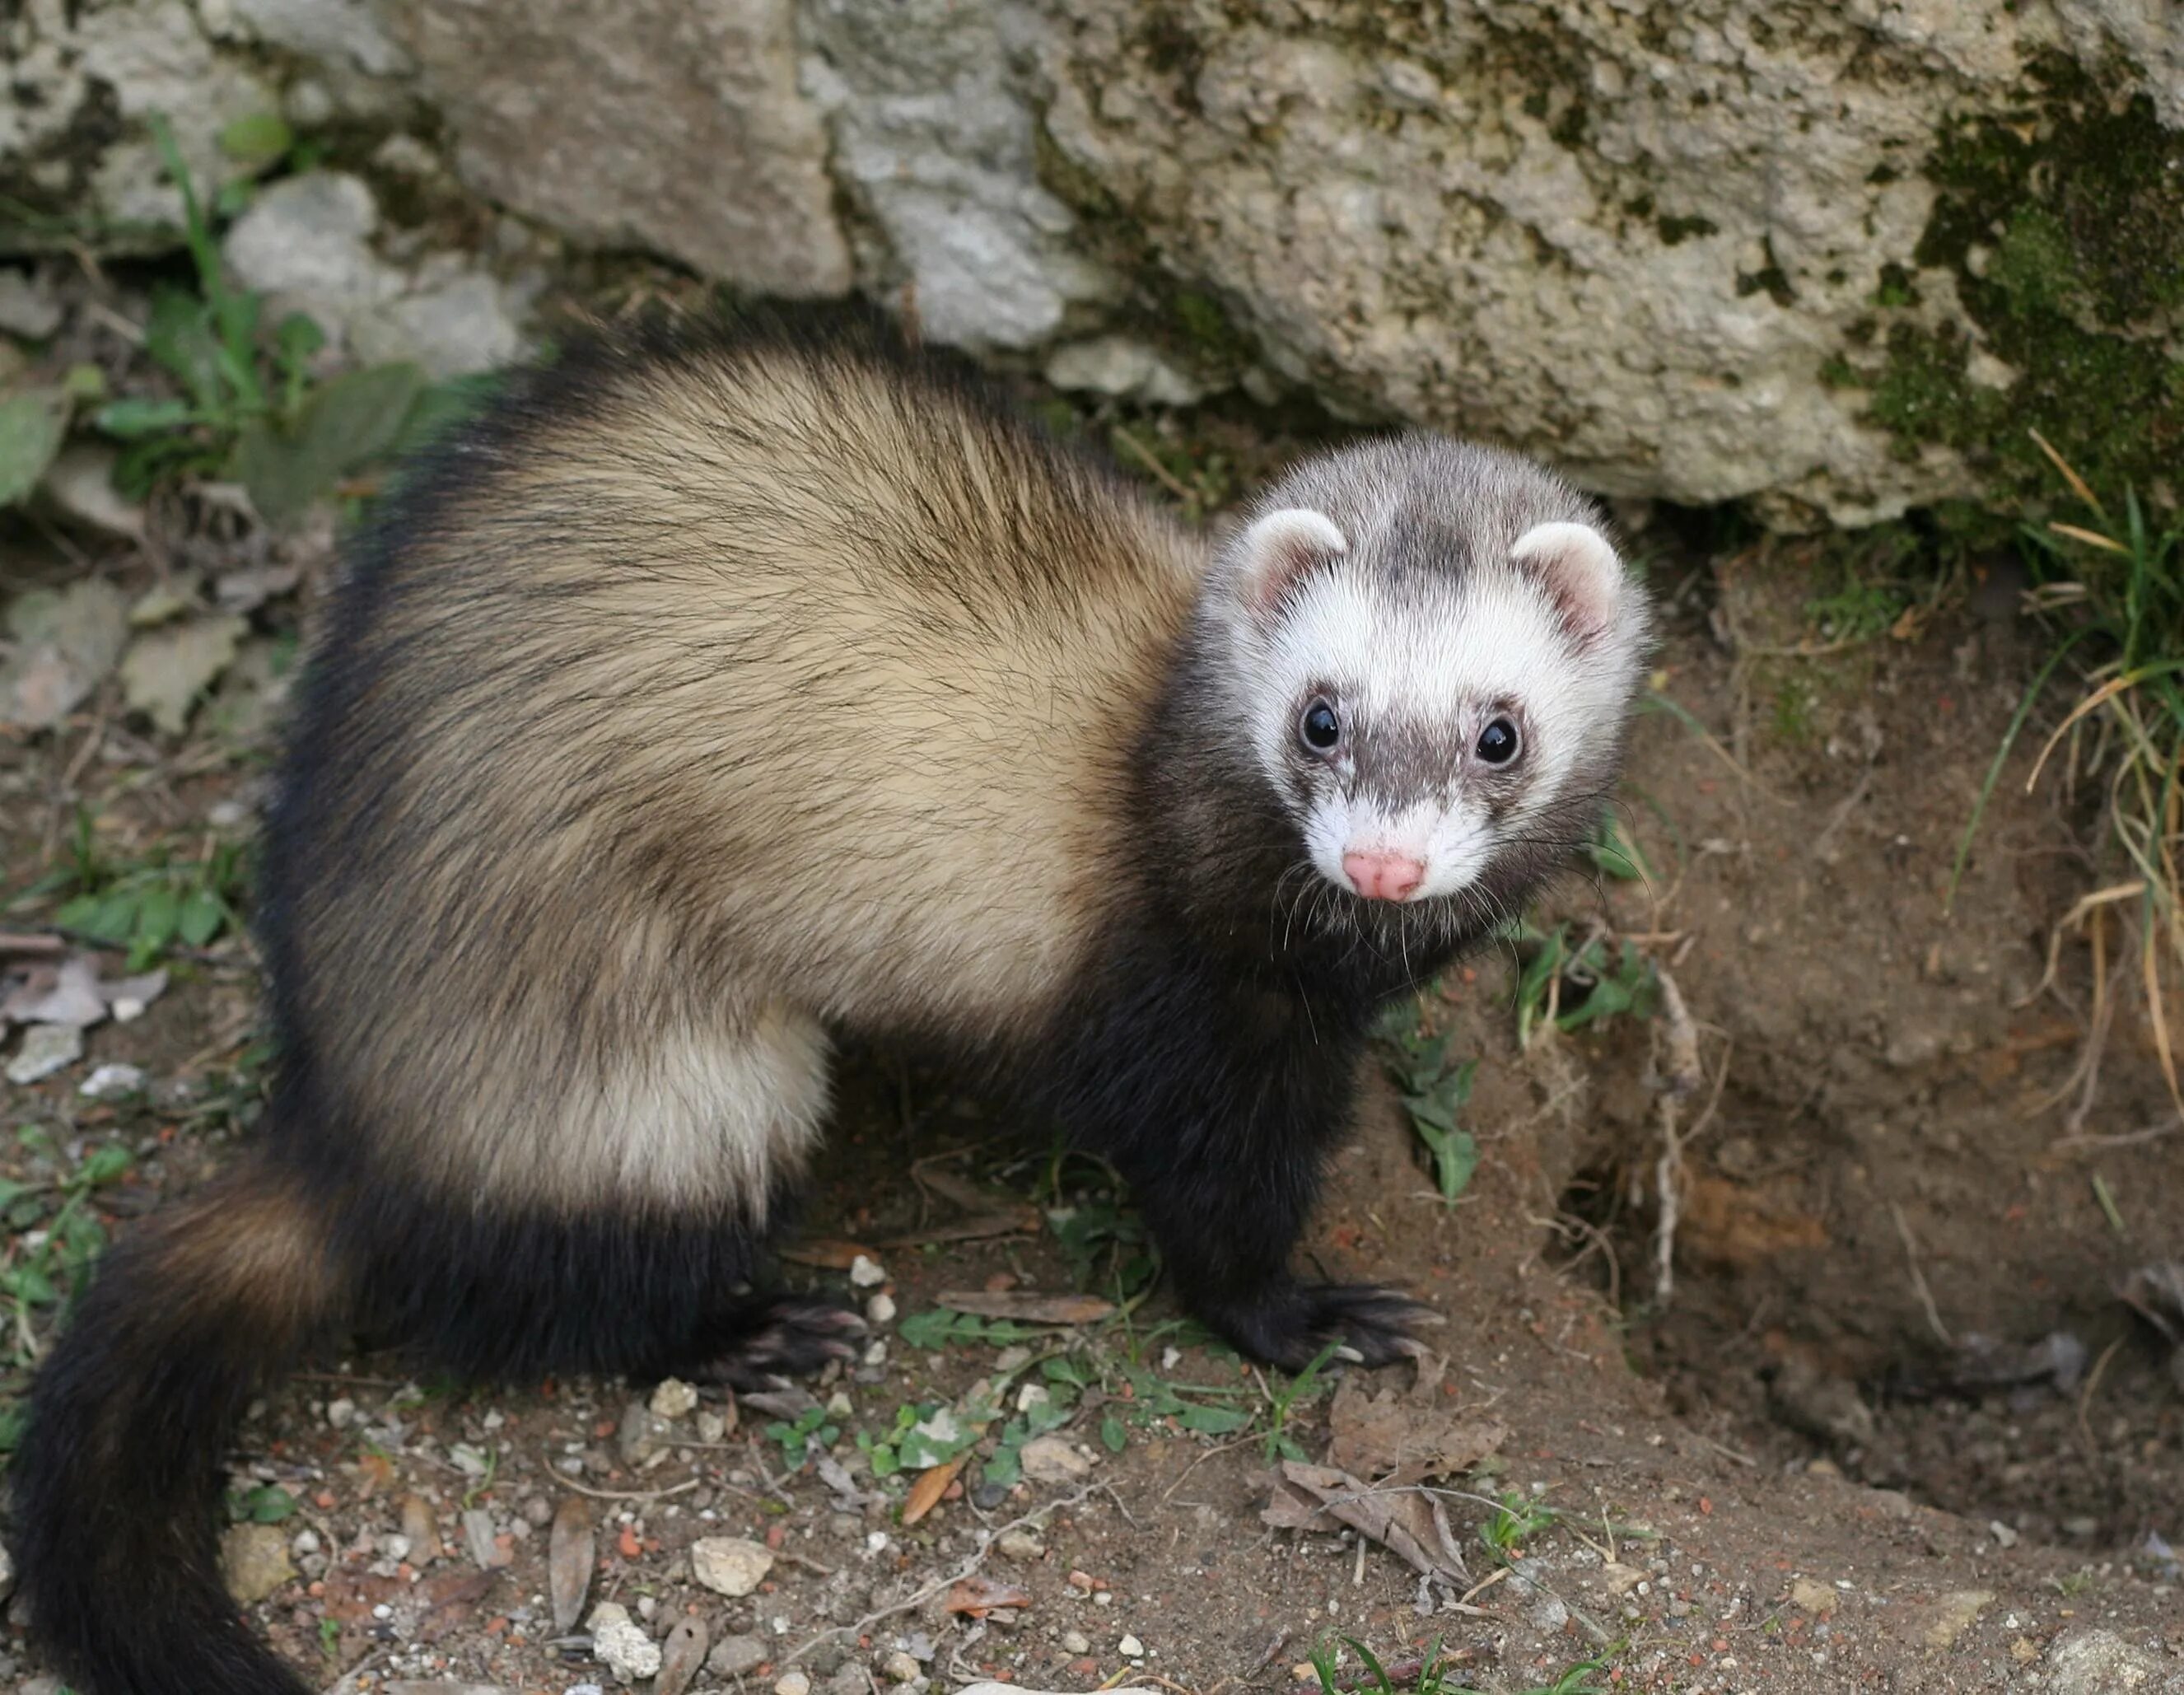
1228;508;1347;617
1511;521;1624;642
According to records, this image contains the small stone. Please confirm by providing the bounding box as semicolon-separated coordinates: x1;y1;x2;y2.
618;1399;676;1466
588;1600;662;1683
1060;1630;1090;1654
1118;1634;1145;1658
650;1376;700;1419
2047;1629;2163;1691
866;1291;897;1326
996;1529;1045;1562
1043;335;1206;408
348;273;524;378
7;1024;82;1086
775;1674;811;1695
822;1668;865;1695
41;446;146;541
326;1398;357;1429
691;1535;773;1597
696;1409;728;1444
222;172;400;326
0;269;63;339
708;1634;768;1677
0;1542;15;1600
1922;1589;1995;1651
880;1651;921;1683
1602;1562;1645;1595
77;1062;145;1100
1790;1577;1839;1617
1019;1436;1092;1483
522;1494;555;1526
849;1254;887;1287
221;1523;296;1604
290;1529;320;1557
1988;1520;2018;1548
462;1507;505;1569
2009;1637;2042;1666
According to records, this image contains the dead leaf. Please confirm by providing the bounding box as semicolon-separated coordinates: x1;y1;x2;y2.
356;1449;397;1499
1;579;128;731
945;1574;1034;1617
900;1453;968;1527
548;1495;594;1631
780;1238;880;1270
656;1617;709;1695
1262;1461;1470;1586
1326;1378;1505;1488
416;1567;497;1641
119;614;249;735
933;1291;1115;1325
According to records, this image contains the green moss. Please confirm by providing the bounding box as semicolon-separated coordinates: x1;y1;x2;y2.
1850;55;2182;526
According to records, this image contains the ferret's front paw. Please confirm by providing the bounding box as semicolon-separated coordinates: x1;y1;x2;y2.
1208;1280;1441;1372
677;1295;869;1392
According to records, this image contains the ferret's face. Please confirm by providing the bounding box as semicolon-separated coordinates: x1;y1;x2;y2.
1213;441;1649;912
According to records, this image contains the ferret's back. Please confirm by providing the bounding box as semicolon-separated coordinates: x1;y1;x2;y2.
268;311;1201;1086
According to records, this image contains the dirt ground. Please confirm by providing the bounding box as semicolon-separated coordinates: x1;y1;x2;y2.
2;331;2181;1695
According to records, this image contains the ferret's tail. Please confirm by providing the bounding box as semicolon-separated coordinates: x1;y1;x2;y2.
11;1151;342;1695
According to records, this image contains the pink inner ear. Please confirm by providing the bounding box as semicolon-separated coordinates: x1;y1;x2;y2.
1511;521;1622;641
1234;507;1348;614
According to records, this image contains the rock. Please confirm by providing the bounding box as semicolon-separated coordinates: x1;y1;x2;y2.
586;1600;662;1683
1044;337;1206;408
708;1634;768;1678
7;1024;83;1086
0;268;63;339
618;1398;677;1467
690;1534;773;1597
1600;1562;1645;1596
773;1674;810;1695
848;1254;887;1287
696;1408;730;1444
222;172;401;330
40;445;147;541
1060;1631;1090;1655
866;1291;897;1326
655;1616;709;1695
879;1651;921;1683
1789;1577;1839;1617
221;1522;296;1604
1920;1589;1994;1651
2046;1630;2166;1692
995;1529;1045;1562
79;1062;146;1099
1;579;128;731
227;0;413;79
1118;1634;1145;1658
461;1506;505;1569
649;1376;700;1419
1018;1436;1092;1483
0;1541;14;1601
348;273;524;378
119;614;250;735
378;0;848;295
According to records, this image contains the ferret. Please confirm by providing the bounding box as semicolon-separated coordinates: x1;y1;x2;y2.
12;302;1650;1695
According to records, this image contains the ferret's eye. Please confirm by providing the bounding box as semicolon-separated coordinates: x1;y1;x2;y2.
1476;717;1520;765
1299;698;1342;754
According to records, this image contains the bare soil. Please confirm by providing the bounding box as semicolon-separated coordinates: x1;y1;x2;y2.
2;398;2180;1695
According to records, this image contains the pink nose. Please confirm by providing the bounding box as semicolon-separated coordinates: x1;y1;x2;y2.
1342;849;1426;902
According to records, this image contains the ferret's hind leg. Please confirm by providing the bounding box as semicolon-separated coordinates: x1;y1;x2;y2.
648;1292;867;1392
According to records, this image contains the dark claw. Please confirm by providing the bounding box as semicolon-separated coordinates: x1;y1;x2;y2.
1203;1281;1439;1373
674;1296;868;1393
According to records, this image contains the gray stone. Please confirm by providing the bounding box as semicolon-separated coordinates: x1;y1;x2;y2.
1044;336;1206;408
2046;1630;2171;1693
380;0;849;296
7;1024;84;1087
691;1534;773;1597
220;1522;296;1604
1017;1436;1092;1483
587;1600;662;1683
615;1398;677;1469
348;273;525;378
0;269;62;339
227;0;414;77
222;172;401;332
708;1635;769;1678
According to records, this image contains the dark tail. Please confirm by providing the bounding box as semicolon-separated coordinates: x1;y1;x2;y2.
11;1153;341;1695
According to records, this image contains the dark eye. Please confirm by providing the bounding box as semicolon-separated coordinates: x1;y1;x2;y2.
1476;717;1520;765
1300;698;1342;754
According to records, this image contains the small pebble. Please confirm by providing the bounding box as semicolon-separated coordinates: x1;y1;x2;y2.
866;1291;897;1326
78;1062;145;1099
1019;1436;1092;1483
1061;1631;1090;1654
692;1535;774;1597
708;1634;768;1677
880;1651;922;1683
7;1024;83;1086
1119;1634;1145;1658
589;1600;662;1683
325;1398;357;1430
462;1507;503;1569
650;1376;700;1419
849;1254;887;1287
996;1529;1046;1562
696;1410;729;1444
776;1674;812;1695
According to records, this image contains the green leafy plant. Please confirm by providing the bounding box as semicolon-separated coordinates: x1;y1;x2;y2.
44;816;249;969
1511;923;1658;1049
1374;1010;1480;1202
1309;1632;1615;1695
230;1483;299;1524
1262;1339;1341;1462
764;1403;840;1471
895;1308;1041;1352
0;1132;135;1450
1479;1488;1558;1560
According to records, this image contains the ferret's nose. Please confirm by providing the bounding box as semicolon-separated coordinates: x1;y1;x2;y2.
1342;849;1426;902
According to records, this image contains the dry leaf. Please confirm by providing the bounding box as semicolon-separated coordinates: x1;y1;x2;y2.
356;1450;396;1499
900;1453;968;1527
656;1616;710;1695
780;1238;880;1270
945;1574;1034;1617
1326;1378;1505;1488
548;1496;595;1631
933;1291;1115;1325
1262;1461;1471;1585
416;1567;498;1641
